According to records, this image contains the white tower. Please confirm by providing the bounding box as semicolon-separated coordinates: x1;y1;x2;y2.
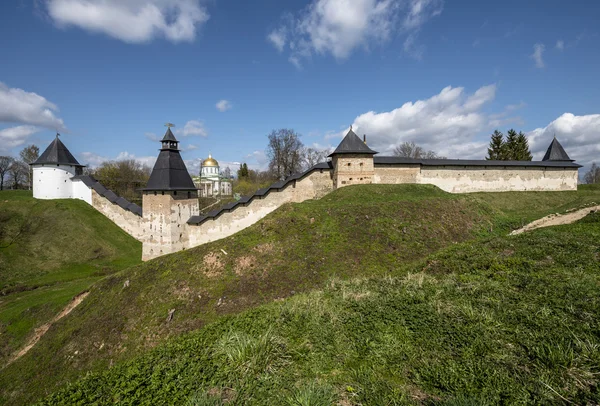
31;134;86;200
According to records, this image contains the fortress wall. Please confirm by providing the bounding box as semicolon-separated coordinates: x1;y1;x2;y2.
186;170;333;248
373;165;420;184
91;190;144;241
333;155;375;188
71;178;93;205
142;193;199;260
417;166;578;193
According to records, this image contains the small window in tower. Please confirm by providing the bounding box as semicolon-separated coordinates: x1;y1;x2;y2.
154;191;157;196
349;178;353;181
360;162;364;166
174;191;177;196
347;163;351;166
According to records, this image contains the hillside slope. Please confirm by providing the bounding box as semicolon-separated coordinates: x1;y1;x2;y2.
41;211;600;404
2;185;600;405
0;191;141;366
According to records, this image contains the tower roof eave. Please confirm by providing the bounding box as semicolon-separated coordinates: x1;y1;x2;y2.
329;129;378;156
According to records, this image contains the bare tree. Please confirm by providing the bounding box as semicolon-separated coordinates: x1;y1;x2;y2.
584;163;600;184
9;161;29;189
266;129;304;180
19;145;39;190
0;156;14;190
302;147;330;170
393;141;446;159
89;159;151;203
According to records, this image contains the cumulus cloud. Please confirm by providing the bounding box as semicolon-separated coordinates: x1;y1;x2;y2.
0;125;41;152
268;0;442;67
341;84;496;159
144;132;160;142
531;43;545;68
46;0;209;43
177;120;208;137
80;150;157;168
215;99;232;112
556;40;564;51
0;82;66;131
527;113;600;169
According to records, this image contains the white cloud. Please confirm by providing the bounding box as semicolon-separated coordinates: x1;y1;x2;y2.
182;144;198;151
46;0;209;43
527;113;600;169
144;132;160;141
531;43;545;68
245;150;269;170
341;84;497;159
268;0;442;67
177;120;208;137
0;125;41;152
80;151;157;168
215;99;232;112
0;82;66;131
556;39;564;51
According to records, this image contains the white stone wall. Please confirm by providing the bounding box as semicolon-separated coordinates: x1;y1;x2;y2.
91;190;145;241
32;165;76;199
416;166;578;193
71;179;93;205
186;170;333;249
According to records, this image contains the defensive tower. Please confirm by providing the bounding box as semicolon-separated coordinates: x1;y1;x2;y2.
329;127;377;188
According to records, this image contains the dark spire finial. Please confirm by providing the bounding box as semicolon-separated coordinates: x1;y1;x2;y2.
165;122;175;128
350;125;352;131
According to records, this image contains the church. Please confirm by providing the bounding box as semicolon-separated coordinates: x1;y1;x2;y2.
30;126;581;261
193;154;233;198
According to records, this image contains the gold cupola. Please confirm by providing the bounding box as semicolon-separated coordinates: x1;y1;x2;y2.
202;154;219;167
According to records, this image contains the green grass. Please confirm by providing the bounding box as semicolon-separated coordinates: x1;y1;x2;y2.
37;211;600;405
0;190;141;366
1;184;600;405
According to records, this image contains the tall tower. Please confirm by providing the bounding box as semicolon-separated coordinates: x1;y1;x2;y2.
31;134;86;199
142;126;199;260
330;127;378;188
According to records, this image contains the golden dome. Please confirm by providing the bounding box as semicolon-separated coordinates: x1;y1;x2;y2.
202;154;219;167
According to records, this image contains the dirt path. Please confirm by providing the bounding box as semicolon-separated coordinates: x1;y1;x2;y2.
510;205;600;236
5;291;89;366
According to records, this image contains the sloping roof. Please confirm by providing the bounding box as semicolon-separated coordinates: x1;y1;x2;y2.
143;130;197;191
329;129;377;156
542;137;573;161
374;156;581;168
162;128;178;142
32;135;84;167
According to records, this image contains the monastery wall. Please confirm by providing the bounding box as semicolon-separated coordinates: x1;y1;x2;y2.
186;169;333;249
91;190;145;241
373;165;420;184
415;166;579;193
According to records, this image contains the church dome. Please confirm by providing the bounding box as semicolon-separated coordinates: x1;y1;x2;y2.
202;154;219;167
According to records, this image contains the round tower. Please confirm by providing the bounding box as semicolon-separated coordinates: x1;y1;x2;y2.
31;133;85;199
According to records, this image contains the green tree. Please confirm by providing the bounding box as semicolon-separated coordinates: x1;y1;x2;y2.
90;159;151;204
513;131;533;161
237;163;249;179
486;130;505;160
19;145;39;190
504;129;519;160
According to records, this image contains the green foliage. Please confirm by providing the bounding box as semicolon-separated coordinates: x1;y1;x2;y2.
486;129;532;160
37;212;600;404
89;159;151;205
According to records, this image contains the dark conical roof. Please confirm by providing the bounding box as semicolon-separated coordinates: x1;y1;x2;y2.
32;135;84;167
542;137;574;161
329;128;378;157
162;127;178;142
143;129;197;191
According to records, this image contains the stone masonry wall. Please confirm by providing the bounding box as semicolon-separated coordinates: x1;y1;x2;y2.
91;190;144;241
186;170;333;248
333;155;374;188
374;165;420;184
416;166;578;193
142;192;199;261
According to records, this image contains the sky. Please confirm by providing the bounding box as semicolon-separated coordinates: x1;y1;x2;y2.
1;0;599;176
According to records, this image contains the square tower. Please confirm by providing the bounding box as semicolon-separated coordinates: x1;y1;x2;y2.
330;128;377;188
142;127;199;260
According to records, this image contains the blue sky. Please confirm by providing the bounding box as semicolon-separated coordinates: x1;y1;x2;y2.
1;0;599;174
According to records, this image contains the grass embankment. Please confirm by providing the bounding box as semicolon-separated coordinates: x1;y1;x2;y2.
0;191;141;366
1;184;600;405
41;207;600;404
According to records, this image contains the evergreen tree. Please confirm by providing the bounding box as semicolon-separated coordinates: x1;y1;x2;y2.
504;129;519;160
513;131;533;161
486;130;505;160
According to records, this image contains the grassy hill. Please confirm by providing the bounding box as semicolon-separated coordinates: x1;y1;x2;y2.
1;185;599;405
0;191;141;366
39;211;600;405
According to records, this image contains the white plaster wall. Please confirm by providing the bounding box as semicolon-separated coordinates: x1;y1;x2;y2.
417;166;578;193
71;179;93;205
32;165;76;199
